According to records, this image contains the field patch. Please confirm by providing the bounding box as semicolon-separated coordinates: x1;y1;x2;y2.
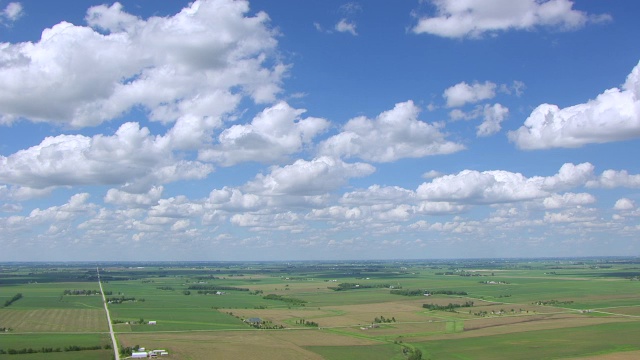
118;329;380;359
305;344;401;360
0;309;107;332
416;321;640;360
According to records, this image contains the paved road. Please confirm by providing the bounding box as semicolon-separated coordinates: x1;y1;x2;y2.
97;267;120;360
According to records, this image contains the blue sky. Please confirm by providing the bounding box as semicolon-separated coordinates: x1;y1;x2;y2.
1;0;639;261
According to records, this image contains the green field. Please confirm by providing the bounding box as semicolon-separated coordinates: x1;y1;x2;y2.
1;259;639;359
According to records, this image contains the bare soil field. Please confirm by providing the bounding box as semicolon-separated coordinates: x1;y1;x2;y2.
412;314;636;342
595;306;640;316
118;328;380;360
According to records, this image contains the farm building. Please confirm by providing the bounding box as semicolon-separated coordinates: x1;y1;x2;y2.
132;351;148;358
245;317;262;324
148;320;157;325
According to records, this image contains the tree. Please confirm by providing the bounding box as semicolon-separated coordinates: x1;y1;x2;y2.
408;349;423;360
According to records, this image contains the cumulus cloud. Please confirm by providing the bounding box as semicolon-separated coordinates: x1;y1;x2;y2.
613;198;635;211
0;0;283;128
245;156;375;196
544;207;597;223
412;0;610;39
509;61;640;149
444;81;496;107
2;2;22;23
199;102;329;165
318;100;464;162
587;169;640;189
207;187;264;211
0;122;213;190
542;192;596;209
477;103;509;137
335;19;357;35
341;185;414;206
2;193;95;233
416;162;596;204
104;186;163;207
230;211;303;232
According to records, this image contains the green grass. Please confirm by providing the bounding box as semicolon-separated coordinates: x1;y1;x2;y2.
110;308;248;331
2;260;640;359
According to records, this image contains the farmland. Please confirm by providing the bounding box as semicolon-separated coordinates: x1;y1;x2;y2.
1;258;639;359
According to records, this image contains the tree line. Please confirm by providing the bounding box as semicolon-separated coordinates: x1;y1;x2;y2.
0;344;110;354
3;293;22;307
423;301;474;311
390;289;468;296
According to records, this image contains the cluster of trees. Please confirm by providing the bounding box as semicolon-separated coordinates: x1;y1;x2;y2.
423;301;474;311
262;294;307;306
533;299;574;306
0;327;13;332
62;289;104;295
249;290;264;295
373;315;396;323
471;308;526;317
188;285;249;292
106;296;143;304
328;283;395;291
120;344;141;356
435;271;483;277
402;347;423;360
194;275;220;280
113;318;146;324
390;289;468;296
245;320;285;330
156;286;175;291
0;344;109;355
3;293;22;307
295;319;318;327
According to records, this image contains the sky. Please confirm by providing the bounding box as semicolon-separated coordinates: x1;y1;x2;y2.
0;0;639;261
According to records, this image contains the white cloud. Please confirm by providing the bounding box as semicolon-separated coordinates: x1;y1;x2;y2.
416;201;467;215
544;207;597;223
104;186;163;207
443;81;496;107
245;156;375;196
230;211;303;232
0;122;213;190
0;0;283;128
308;206;363;221
1;193;95;235
412;0;610;39
207;187;264;211
148;196;204;219
542;192;596;209
335;19;357;35
2;2;23;22
422;170;444;179
587;169;640;189
509;61;640;149
199;102;329;165
318;100;464;162
340;185;414;206
614;198;635;211
417;162;596;204
476;103;509;137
